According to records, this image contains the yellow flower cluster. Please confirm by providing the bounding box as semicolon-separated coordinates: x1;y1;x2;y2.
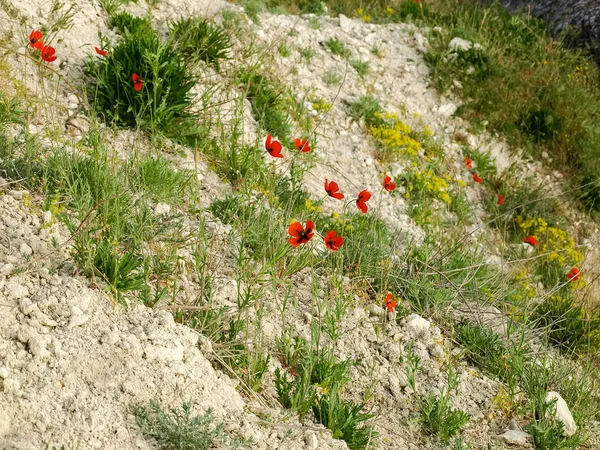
330;212;353;232
304;199;323;212
412;170;452;204
516;216;584;266
311;96;331;113
507;269;536;311
492;389;513;414
356;8;371;22
369;112;422;158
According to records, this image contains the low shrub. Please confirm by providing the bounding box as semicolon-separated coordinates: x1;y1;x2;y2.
87;24;201;145
108;11;154;36
420;368;470;443
133;401;247;449
169;17;232;68
533;295;600;354
274;337;375;450
236;71;291;142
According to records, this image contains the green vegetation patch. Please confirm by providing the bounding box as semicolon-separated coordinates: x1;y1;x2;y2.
87;17;201;145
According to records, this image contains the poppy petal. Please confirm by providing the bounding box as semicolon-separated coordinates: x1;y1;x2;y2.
305;220;315;235
288;221;303;238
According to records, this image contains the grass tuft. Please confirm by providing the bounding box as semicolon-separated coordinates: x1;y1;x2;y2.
169;17;232;68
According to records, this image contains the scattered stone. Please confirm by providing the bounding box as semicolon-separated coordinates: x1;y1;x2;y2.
0;405;10;435
497;421;531;446
5;282;29;299
405;314;431;338
3;378;21;395
413;32;429;53
438;103;458;117
428;343;445;360
0;263;15;275
367;304;384;316
41;211;52;224
339;14;353;31
19;242;33;256
448;37;473;51
67;307;90;329
305;431;318;449
28;335;51;359
8;190;24;200
546;391;577;436
154;202;171;216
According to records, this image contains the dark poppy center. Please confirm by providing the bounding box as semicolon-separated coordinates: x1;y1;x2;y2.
297;230;311;244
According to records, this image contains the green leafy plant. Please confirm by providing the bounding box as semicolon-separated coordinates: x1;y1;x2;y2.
274;333;375;449
87;25;201;145
133;401;247;450
236;71;290;141
108;11;154;36
400;341;421;393
128;155;192;204
522;106;563;143
350;59;369;78
278;42;291;57
298;45;317;64
533;294;600;354
312;390;374;450
525;387;585;450
325;37;351;58
455;321;509;379
323;70;344;86
420;368;470;443
349;95;383;127
169;17;232;68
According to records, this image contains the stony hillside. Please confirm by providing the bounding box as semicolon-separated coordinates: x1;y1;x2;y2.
0;1;599;449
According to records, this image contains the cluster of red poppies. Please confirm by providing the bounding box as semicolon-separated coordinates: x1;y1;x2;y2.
30;30;145;93
28;30;57;62
266;133;397;251
266;133;400;309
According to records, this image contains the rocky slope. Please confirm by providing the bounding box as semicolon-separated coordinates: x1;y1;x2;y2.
0;0;597;449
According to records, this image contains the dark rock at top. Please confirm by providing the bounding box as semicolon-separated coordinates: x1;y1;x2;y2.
486;0;600;64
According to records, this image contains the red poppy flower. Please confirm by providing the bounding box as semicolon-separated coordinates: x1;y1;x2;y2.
29;30;44;50
385;293;397;313
94;46;108;57
265;134;283;158
465;158;473;169
524;235;539;246
383;176;396;192
324;179;344;200
288;220;315;247
132;73;143;92
356;189;371;214
567;267;581;282
41;45;57;62
324;230;344;251
473;173;482;183
294;138;311;153
497;194;504;206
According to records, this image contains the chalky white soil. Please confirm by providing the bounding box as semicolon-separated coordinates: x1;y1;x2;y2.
0;0;597;449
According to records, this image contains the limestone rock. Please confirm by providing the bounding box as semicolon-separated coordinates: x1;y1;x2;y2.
546;391;577;436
